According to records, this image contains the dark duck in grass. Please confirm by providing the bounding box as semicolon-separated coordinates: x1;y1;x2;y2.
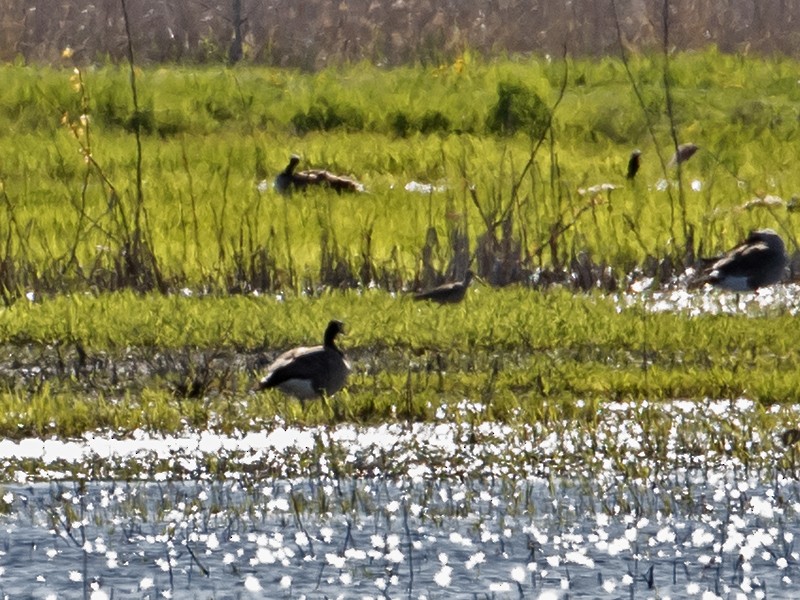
413;270;474;304
626;149;641;180
274;155;364;195
258;320;351;401
695;229;787;292
782;428;800;447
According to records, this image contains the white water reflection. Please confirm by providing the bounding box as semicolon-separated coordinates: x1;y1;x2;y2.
0;398;798;597
0;398;794;483
1;471;800;598
404;180;446;194
619;281;800;316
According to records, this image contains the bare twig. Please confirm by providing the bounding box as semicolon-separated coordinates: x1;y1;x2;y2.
120;0;143;217
661;0;689;246
185;539;210;577
120;0;166;292
529;196;601;259
610;0;671;173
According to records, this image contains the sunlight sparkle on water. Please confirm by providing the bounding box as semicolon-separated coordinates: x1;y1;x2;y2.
0;388;800;597
434;565;452;587
244;575;262;591
620;282;800;316
3;463;795;599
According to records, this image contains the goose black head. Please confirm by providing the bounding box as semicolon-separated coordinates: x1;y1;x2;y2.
323;319;346;348
626;149;641;180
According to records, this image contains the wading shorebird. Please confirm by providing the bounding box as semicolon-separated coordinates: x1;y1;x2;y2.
413;270;474;304
258;320;351;401
696;229;788;292
668;143;699;167
274;155;364;194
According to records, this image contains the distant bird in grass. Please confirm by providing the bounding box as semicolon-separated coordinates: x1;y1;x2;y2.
258;320;351;401
696;229;787;292
668;143;699;167
626;149;641;180
413;270;474;304
274;155;364;194
782;428;800;447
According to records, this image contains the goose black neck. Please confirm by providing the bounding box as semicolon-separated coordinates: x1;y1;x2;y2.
323;322;343;350
285;156;300;175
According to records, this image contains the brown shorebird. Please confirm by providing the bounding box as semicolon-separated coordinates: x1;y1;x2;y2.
696;229;787;292
258;320;351;401
668;143;699;167
626;149;641;180
274;155;363;194
413;270;474;304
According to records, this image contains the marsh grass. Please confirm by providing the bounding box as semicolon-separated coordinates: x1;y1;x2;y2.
0;288;796;443
1;50;799;300
1;51;799;494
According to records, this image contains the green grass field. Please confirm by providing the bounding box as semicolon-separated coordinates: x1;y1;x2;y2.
0;287;797;442
0;50;799;465
1;49;799;296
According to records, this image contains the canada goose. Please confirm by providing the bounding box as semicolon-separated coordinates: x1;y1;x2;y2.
274;155;364;195
273;155;303;194
626;149;641;180
413;270;474;304
697;229;787;292
668;143;699;167
258;320;351;400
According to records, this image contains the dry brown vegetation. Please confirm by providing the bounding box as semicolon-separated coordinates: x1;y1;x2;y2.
2;0;799;68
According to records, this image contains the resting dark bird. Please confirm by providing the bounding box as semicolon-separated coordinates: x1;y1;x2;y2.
413;270;474;304
626;149;641;180
668;143;699;167
696;229;787;292
782;428;800;447
274;155;364;195
258;320;351;401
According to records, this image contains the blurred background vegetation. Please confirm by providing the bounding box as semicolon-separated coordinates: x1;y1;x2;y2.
1;0;800;69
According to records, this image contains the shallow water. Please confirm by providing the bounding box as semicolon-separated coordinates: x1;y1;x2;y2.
1;471;799;599
1;395;800;599
620;280;800;317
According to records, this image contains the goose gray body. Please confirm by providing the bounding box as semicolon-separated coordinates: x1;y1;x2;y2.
259;320;351;400
668;143;699;167
274;155;363;195
700;229;787;292
413;270;474;304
